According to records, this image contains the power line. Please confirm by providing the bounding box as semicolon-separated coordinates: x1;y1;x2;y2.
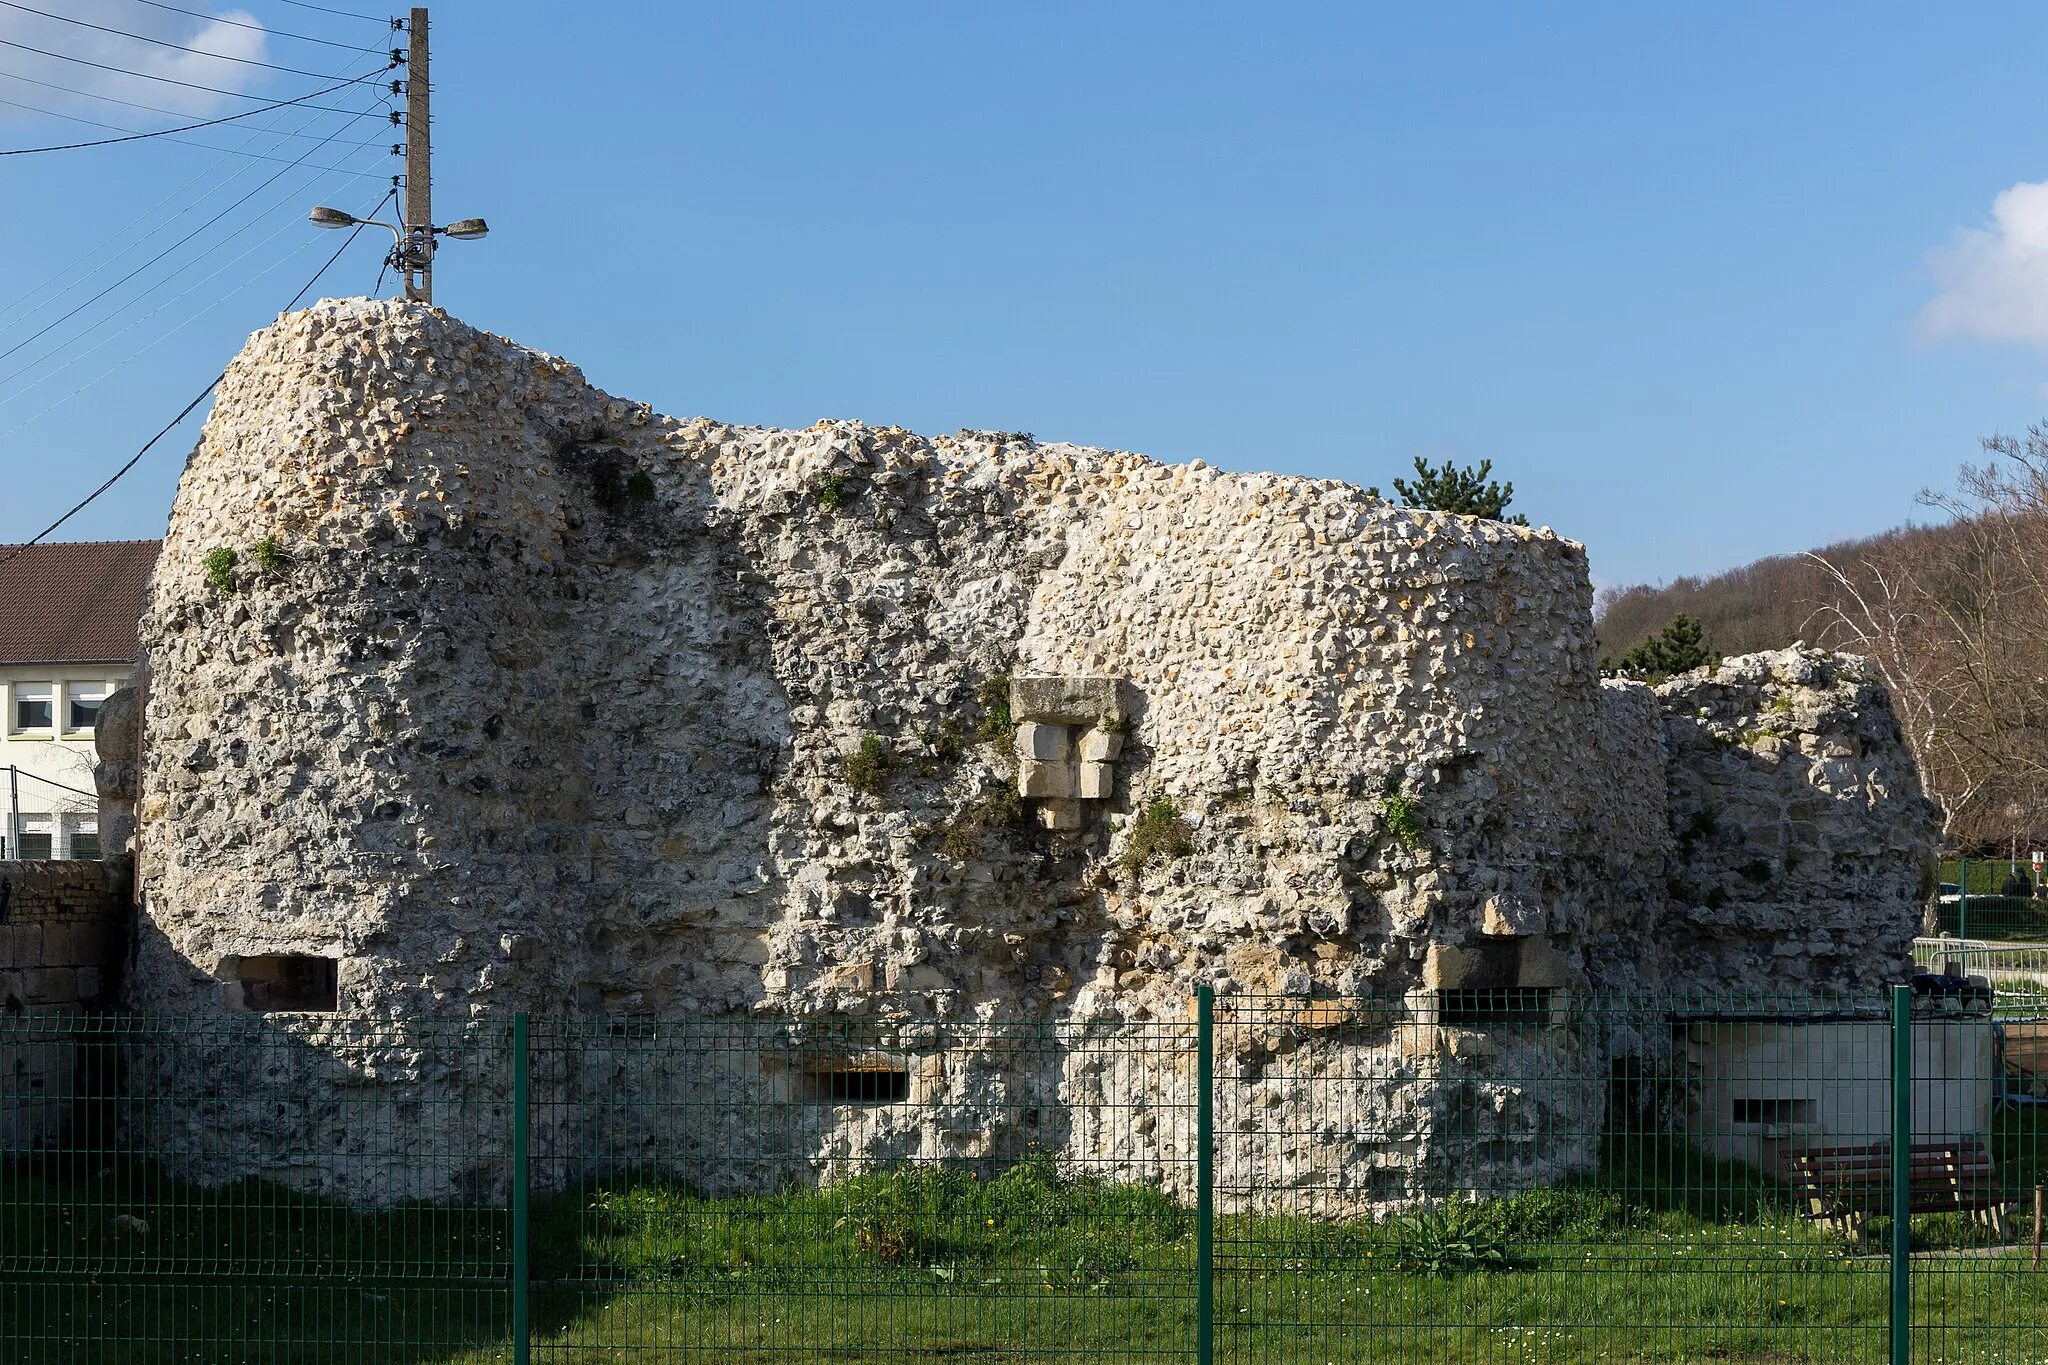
0;378;217;566
0;64;388;143
0;70;382;153
0;85;384;378
0;48;392;428
0;1;367;79
0;62;387;142
124;0;390;52
0;190;390;567
0;147;390;421
0;94;385;169
0;67;383;331
0;0;374;80
0;34;388;110
276;0;393;23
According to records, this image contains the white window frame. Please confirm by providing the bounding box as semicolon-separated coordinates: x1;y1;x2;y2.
62;680;112;737
9;681;54;738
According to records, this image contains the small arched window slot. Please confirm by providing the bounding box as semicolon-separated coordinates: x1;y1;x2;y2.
800;1061;909;1104
223;955;339;1012
1437;986;1555;1028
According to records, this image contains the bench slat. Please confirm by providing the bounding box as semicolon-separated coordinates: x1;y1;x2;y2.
1789;1137;2005;1219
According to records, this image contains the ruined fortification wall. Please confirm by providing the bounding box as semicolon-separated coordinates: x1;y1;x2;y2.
121;299;1939;1203
131;298;1649;1025
1647;649;1940;992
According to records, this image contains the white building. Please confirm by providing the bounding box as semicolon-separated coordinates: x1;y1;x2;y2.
0;540;156;860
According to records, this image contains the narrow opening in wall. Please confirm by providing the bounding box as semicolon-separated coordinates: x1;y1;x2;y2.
801;1062;910;1105
1732;1097;1815;1127
225;955;339;1012
1437;987;1554;1028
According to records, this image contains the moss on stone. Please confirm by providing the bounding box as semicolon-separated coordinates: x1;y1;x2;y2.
1122;797;1194;873
975;676;1014;745
844;733;889;795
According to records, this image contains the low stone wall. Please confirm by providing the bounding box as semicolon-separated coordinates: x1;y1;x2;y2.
0;859;130;1150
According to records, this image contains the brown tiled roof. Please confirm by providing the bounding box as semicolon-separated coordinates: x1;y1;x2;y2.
0;541;158;665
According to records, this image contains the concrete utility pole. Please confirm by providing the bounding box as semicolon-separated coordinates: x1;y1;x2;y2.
309;6;483;294
402;6;432;303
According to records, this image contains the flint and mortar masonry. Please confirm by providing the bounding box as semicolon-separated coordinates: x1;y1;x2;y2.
120;298;1940;1202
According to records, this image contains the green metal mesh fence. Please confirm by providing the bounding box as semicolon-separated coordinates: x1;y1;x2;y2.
2;989;2043;1363
1936;859;2048;942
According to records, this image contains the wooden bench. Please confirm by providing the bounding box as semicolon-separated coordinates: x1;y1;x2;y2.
1786;1138;2011;1245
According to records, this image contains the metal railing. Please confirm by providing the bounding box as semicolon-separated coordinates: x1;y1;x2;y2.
2;989;2043;1363
1937;858;2048;942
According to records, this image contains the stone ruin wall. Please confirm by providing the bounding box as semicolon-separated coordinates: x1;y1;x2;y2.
114;298;1941;1206
0;859;130;1151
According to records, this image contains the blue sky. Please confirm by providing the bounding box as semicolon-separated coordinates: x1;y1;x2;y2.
4;3;2048;594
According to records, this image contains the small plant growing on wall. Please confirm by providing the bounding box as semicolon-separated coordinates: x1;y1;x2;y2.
937;786;1025;859
815;474;848;513
843;733;890;795
203;546;237;595
1122;797;1195;874
975;676;1014;744
626;470;656;503
915;720;968;772
1380;792;1423;849
251;535;285;574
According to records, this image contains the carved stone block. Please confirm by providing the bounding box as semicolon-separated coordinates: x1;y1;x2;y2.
1077;761;1114;799
1015;721;1071;761
1018;759;1077;799
1012;675;1123;725
1077;728;1123;762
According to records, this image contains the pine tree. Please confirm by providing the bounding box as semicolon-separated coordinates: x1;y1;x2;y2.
1367;457;1529;525
1612;613;1714;679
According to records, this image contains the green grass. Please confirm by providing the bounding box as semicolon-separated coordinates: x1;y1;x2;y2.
5;1134;2046;1365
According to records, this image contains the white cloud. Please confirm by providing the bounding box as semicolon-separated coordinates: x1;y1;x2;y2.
1922;179;2048;346
0;2;271;123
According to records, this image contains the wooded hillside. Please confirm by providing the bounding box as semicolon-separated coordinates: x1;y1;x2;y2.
1595;427;2048;853
1594;528;1941;662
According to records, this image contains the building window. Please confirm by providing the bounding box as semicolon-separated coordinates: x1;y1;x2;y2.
65;682;110;733
63;815;99;861
12;814;53;860
12;684;52;734
224;955;340;1012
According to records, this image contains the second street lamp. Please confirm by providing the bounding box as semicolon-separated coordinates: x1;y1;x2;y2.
308;205;489;302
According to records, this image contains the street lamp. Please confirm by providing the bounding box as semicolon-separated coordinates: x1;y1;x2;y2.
308;205;489;301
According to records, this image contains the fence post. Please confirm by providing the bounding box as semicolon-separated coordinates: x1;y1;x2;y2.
1890;985;1912;1365
1958;856;1968;943
1196;985;1214;1365
513;1011;530;1365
